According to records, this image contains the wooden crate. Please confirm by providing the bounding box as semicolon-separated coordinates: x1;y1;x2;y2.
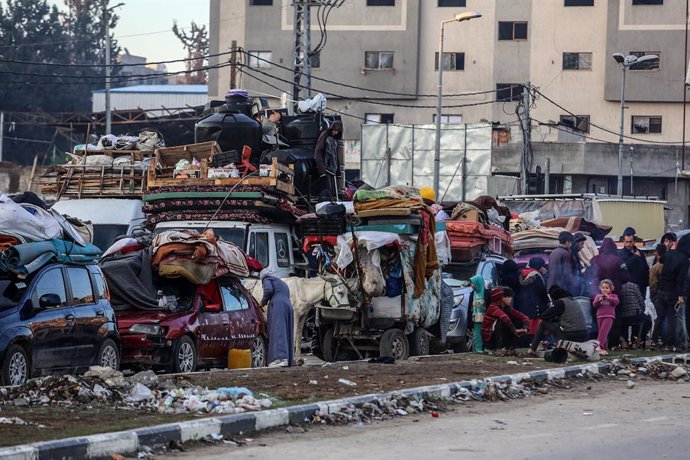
147;141;221;187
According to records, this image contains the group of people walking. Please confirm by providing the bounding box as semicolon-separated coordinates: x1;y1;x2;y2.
472;226;690;356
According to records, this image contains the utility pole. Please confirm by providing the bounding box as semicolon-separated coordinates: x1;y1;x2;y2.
292;0;314;102
545;158;550;194
104;6;112;135
230;40;238;89
0;112;4;162
521;82;532;194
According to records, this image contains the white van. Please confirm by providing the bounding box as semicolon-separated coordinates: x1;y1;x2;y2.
51;198;145;251
153;220;304;278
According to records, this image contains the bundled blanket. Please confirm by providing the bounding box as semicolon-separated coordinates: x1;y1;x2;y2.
0;240;101;277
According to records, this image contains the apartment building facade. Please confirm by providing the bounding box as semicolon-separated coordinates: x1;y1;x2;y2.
208;0;690;228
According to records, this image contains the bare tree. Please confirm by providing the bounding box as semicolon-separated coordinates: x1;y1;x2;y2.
172;21;208;84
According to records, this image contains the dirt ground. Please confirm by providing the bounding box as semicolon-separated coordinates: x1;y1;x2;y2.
0;350;660;448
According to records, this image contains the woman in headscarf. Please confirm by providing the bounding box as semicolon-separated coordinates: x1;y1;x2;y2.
501;260;522;304
585;238;629;296
314;120;344;201
470;275;488;352
517;257;549;329
258;268;294;367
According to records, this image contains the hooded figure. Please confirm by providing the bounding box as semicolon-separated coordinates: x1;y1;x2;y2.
314;120;344;200
481;287;529;351
501;260;521;299
259;270;294;367
517;257;549;320
585;238;629;296
653;233;690;347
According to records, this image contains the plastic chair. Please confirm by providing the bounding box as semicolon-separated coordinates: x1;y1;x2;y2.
237;145;257;176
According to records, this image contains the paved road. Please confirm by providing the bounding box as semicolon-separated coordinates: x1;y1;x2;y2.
170;380;690;460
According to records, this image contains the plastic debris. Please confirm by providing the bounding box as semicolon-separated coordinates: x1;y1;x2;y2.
338;378;357;387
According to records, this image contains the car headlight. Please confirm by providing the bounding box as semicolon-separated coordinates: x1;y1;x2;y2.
453;294;465;305
128;324;162;336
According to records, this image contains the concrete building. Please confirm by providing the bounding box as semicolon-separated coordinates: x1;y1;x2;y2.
117;50;169;86
208;0;690;229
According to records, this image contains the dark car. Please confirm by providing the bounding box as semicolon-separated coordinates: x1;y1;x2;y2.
0;264;120;386
117;277;267;373
444;255;506;352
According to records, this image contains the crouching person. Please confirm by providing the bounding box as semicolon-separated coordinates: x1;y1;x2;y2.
481;287;529;355
528;285;588;357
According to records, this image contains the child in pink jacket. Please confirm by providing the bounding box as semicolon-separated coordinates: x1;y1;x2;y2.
593;279;619;355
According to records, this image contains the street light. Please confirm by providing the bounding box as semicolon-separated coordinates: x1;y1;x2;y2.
104;2;125;135
433;11;482;201
612;52;659;196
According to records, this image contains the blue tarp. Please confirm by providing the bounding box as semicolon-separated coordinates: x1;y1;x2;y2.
0;239;102;276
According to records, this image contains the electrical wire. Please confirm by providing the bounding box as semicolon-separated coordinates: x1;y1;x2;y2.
240;65;504;109
238;49;503;99
531;85;687;145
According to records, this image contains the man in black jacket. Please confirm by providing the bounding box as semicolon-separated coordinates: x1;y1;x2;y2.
618;227;649;293
654;233;690;348
528;285;588;356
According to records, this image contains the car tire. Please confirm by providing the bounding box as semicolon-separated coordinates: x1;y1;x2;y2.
2;344;30;386
321;327;338;362
251;336;267;368
97;338;120;370
452;328;474;353
170;336;197;374
380;328;410;361
408;328;430;356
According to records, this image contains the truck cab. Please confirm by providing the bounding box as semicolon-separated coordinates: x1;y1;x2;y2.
153;220;304;278
51;198;145;251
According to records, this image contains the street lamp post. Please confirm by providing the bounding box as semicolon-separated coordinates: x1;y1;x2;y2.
433;11;481;201
612;52;659;196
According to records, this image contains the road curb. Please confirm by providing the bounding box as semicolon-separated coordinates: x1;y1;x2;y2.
1;353;686;460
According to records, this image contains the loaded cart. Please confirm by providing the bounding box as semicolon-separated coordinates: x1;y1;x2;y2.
311;186;447;361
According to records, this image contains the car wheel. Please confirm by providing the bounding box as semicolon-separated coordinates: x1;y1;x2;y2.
452;328;475;353
2;344;29;386
408;328;430;356
321;327;338;362
380;328;410;361
97;339;120;370
171;336;197;373
251;336;267;368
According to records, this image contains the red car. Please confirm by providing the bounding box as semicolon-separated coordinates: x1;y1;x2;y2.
117;278;267;373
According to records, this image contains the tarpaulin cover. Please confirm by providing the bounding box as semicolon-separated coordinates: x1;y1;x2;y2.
0;195;62;242
99;249;160;311
0;240;101;276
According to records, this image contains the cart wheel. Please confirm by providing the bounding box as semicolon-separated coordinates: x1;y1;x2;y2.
322;327;338;362
408;328;430;356
380;328;410;361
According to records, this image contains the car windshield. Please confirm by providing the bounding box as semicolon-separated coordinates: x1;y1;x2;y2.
444;263;479;281
93;224;129;252
153;226;246;249
0;278;26;310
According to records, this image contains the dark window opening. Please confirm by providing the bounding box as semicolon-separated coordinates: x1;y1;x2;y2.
560;115;590;133
632;0;662;5
438;0;466;6
496;83;524;102
367;0;395;5
565;0;594;5
434;52;465;71
498;21;528;40
250;0;273;5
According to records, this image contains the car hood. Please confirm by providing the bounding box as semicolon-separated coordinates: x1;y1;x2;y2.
116;309;193;330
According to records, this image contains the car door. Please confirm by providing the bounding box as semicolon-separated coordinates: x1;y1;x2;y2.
29;267;75;370
220;282;254;350
196;283;229;362
66;266;103;366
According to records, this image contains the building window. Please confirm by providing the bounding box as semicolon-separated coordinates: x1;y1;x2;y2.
367;0;395;5
562;52;592;70
496;83;523;102
559;115;590;133
247;51;272;69
310;51;320;69
498;21;528;41
250;0;273;5
434;52;465;71
564;0;594;5
438;0;466;6
632;116;662;134
365;113;394;124
632;0;662;5
433;114;463;124
629;51;660;70
364;51;394;69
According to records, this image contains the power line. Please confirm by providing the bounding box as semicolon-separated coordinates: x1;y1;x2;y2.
238;49;502;99
240;65;503;110
0;50;233;69
531;85;687;145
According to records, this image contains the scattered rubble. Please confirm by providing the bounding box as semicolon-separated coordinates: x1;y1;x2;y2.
0;367;271;415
